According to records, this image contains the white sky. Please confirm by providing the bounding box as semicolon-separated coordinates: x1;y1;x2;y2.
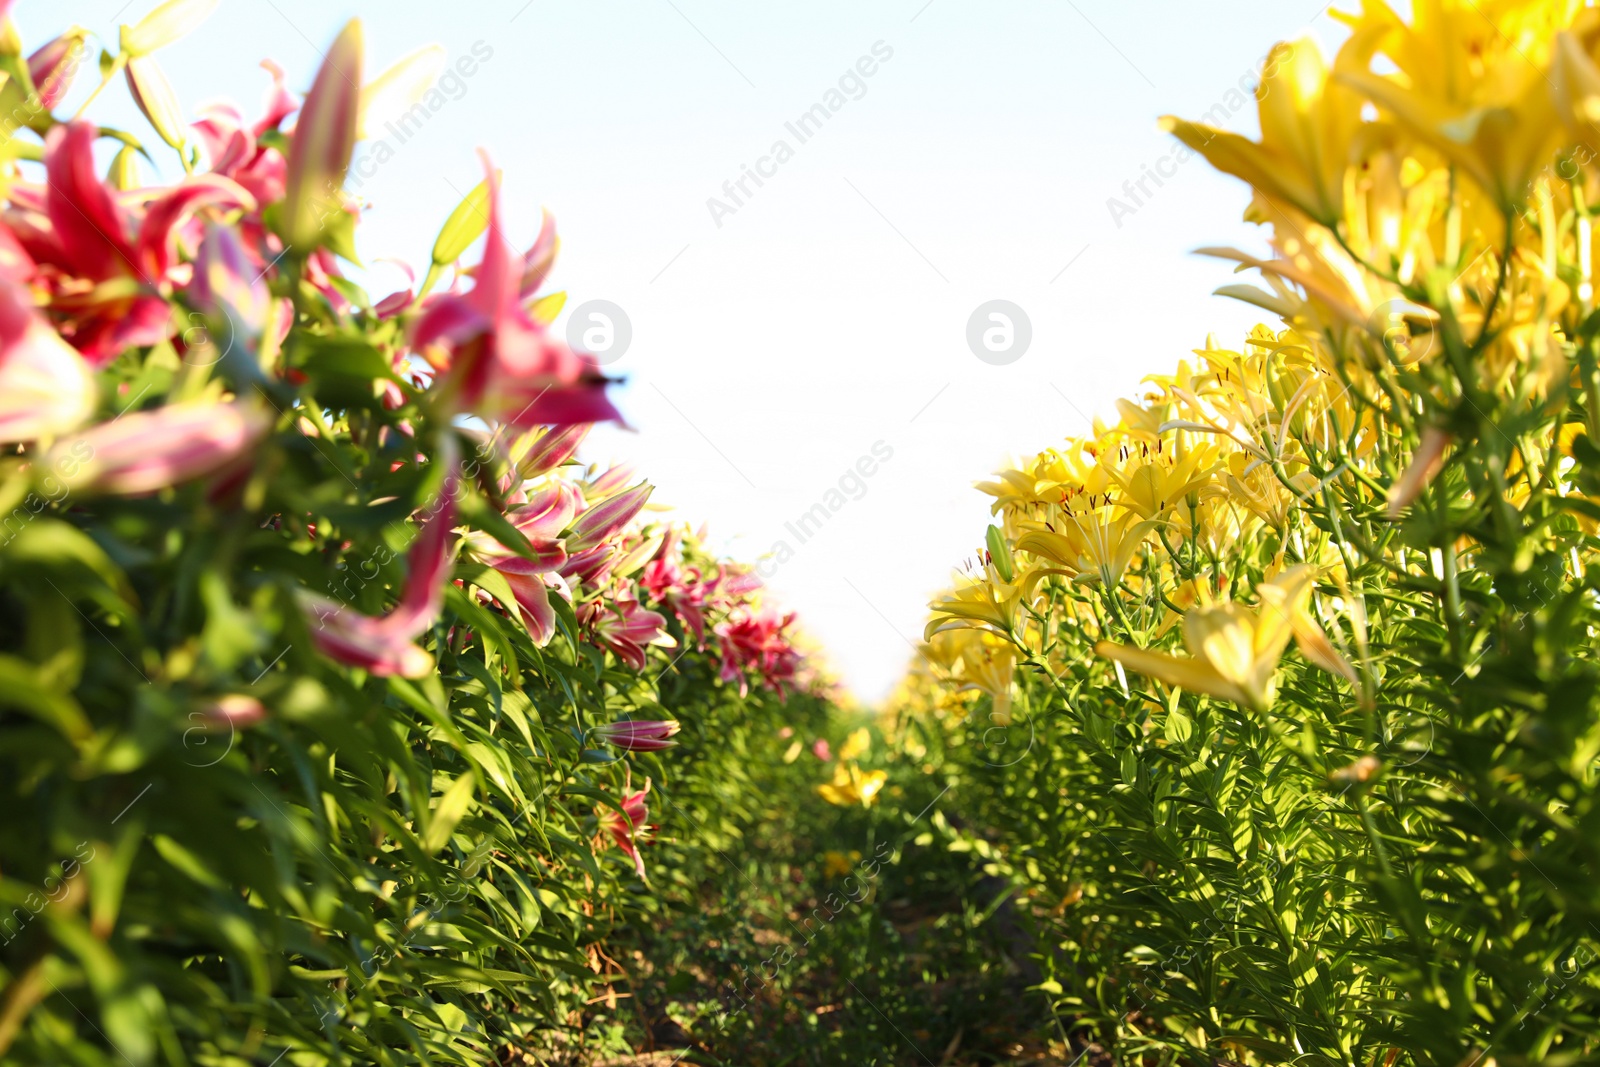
20;0;1347;703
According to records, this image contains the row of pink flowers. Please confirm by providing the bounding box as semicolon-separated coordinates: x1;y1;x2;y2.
0;3;818;886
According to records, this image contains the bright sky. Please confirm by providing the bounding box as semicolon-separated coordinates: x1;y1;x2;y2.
20;0;1347;703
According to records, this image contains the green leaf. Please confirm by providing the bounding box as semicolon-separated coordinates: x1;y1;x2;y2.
424;770;477;854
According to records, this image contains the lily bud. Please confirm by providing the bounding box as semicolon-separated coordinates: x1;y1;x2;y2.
190;224;269;350
515;423;589;478
587;462;637;500
568;483;652;551
51;400;272;496
106;146;142;190
985;523;1015;583
592;718;680;752
26;27;87;111
358;44;444;140
120;0;219;57
125;54;186;150
430;175;492;268
282;19;362;253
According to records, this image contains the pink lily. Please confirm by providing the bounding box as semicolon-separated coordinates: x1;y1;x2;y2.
0;233;95;446
580;590;675;671
641;530;710;644
601;777;652;879
499;571;565;646
189;224;271;351
193;61;297;207
593;718;681;752
9;121;253;364
715;605;803;698
410;154;622;427
51;399;271;495
297;469;459;677
468;482;578;647
478;483;575;574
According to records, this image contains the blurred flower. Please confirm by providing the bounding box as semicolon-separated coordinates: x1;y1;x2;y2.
838;727;871;761
194;694;266;730
0;242;94;445
817;762;887;808
120;0;219;57
811;738;831;761
1330;754;1383;786
357;44;444;140
190;223;271;352
822;850;861;878
125;54;187;151
280;19;361;251
26;27;86;111
1386;426;1451;519
19;120;253;364
51;400;271;495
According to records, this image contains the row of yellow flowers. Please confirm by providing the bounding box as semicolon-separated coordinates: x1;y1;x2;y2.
890;0;1600;1058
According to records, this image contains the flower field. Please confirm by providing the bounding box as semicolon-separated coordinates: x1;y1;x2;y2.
4;0;1600;1064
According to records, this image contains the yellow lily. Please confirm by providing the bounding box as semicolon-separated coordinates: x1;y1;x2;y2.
925;562;1028;638
1161;37;1360;225
953;633;1018;725
1334;0;1568;211
1017;500;1157;588
838;726;872;761
1101;440;1217;520
817;762;887;808
1095;565;1356;712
